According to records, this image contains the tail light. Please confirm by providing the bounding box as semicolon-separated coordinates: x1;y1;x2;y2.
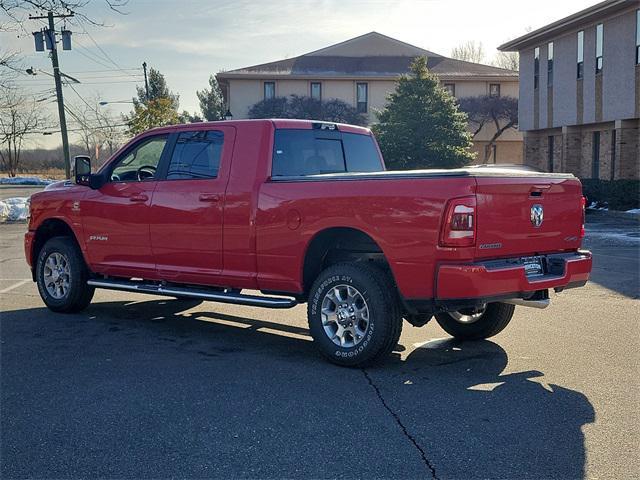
580;195;586;238
439;196;476;247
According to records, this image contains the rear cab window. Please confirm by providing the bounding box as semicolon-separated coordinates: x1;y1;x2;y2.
271;129;383;177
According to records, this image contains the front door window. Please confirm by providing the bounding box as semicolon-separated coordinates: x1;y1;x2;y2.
110;135;168;182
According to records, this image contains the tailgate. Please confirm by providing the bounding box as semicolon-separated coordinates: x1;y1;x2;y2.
474;176;583;259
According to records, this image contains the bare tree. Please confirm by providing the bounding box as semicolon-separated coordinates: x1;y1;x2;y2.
66;101;100;159
450;41;485;64
493;51;519;71
0;87;47;176
0;0;129;31
66;95;126;164
458;95;518;163
95;106;126;161
0;50;23;90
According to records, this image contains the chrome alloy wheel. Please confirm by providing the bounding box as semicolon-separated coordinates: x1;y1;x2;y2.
449;304;487;324
43;252;71;299
321;284;370;347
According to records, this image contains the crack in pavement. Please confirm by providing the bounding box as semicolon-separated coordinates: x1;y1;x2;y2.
362;368;439;479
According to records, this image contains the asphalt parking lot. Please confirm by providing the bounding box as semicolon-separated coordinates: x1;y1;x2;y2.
1;187;638;479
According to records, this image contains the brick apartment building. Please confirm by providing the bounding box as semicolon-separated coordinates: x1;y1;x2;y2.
499;0;639;179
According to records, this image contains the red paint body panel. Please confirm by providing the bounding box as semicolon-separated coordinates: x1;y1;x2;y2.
474;177;583;258
436;252;592;299
82;180;159;279
25;119;592;305
256;177;476;298
24;230;35;267
148;126;236;284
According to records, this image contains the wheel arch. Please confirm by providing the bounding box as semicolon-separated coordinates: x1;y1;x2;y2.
301;226;398;299
31;218;86;280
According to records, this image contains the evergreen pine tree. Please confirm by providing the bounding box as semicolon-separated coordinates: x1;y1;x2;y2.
373;56;474;170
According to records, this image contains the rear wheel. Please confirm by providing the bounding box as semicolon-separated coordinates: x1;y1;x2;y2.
36;237;94;313
434;302;515;340
307;262;402;367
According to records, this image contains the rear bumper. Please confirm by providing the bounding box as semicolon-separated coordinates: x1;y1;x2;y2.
436;250;592;301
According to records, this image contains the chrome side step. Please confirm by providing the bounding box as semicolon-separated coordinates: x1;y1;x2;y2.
503;298;550;309
87;279;298;309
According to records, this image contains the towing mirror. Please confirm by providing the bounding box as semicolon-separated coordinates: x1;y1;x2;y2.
73;155;92;186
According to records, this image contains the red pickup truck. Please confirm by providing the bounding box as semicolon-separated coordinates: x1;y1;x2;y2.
25;119;592;366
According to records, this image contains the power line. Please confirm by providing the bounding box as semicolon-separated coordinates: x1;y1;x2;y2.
67;82;96;111
72;74;144;80
80;25;140;79
73;39;120;71
25;80;142;85
65;68;143;74
26;123;130;135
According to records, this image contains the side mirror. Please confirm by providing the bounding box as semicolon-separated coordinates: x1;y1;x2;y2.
73;156;106;189
73;155;92;186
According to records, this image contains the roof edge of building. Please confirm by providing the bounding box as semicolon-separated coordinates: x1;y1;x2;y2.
498;0;631;51
215;72;520;81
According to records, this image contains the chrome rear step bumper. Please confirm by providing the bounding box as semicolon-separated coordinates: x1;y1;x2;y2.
503;298;550;309
87;279;298;309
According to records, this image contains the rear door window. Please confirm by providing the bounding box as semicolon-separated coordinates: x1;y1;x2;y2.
166;130;224;180
342;132;383;172
272;129;382;177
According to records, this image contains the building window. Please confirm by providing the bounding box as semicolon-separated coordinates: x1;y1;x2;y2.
611;129;616;180
443;83;455;96
264;81;275;100
592;131;600;179
534;47;540;89
310;82;322;100
577;30;584;79
548;136;554;172
492;144;497;163
547;42;554;87
489;83;500;97
595;23;603;74
356;82;368;113
636;10;639;64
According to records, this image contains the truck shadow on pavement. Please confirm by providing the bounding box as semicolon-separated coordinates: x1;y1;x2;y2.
1;299;595;479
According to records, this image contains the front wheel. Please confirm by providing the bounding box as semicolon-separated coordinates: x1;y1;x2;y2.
36;236;94;313
307;262;402;367
434;302;515;340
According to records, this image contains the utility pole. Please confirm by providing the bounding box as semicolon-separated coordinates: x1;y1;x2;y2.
142;61;151;128
142;61;149;100
30;10;74;178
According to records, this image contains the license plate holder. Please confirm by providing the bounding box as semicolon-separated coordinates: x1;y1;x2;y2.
522;256;545;277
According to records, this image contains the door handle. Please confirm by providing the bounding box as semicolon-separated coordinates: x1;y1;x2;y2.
129;194;149;202
199;193;220;202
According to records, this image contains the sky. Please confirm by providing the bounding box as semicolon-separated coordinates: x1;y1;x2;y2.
2;0;597;149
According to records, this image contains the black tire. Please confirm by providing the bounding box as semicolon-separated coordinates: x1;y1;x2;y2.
307;262;402;367
434;302;515;340
36;236;95;313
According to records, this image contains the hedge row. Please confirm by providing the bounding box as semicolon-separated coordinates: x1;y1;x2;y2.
581;179;640;211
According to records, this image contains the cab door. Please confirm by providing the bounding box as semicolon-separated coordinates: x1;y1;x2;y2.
82;134;170;279
149;126;235;285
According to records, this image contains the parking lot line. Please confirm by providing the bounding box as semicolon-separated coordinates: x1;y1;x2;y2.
0;279;31;294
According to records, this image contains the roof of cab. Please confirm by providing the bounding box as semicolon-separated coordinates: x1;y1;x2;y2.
144;118;371;136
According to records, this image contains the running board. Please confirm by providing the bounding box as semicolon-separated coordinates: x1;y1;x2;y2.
86;279;298;309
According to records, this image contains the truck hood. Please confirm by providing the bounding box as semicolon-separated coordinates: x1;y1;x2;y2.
44;180;74;191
